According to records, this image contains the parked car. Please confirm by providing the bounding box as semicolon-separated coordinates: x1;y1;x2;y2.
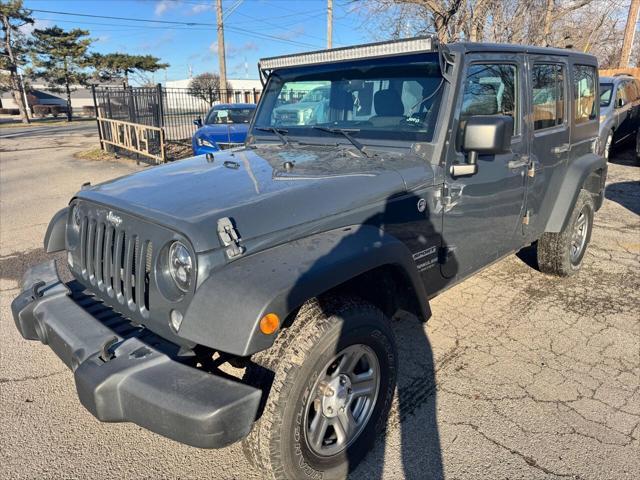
598;74;640;160
272;85;329;125
13;37;607;480
192;103;256;154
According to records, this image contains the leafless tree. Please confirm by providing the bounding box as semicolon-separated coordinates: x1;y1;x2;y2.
351;0;634;68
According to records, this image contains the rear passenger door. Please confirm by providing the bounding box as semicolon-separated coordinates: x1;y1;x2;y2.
526;57;571;238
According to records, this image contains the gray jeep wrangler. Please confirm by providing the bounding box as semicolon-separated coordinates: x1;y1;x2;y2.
12;37;606;479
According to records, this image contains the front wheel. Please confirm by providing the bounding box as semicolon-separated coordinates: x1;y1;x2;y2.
536;190;594;276
242;296;397;480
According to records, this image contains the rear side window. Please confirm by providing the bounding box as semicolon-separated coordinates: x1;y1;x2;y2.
460;63;518;133
532;64;565;130
623;80;638;102
573;65;596;124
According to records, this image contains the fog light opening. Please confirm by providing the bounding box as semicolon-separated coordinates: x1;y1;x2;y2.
170;310;183;332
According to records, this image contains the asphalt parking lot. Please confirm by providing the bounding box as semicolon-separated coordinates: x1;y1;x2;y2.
1;125;638;480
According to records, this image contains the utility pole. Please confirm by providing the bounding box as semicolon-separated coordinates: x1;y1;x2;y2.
619;0;639;68
216;0;228;101
327;0;333;49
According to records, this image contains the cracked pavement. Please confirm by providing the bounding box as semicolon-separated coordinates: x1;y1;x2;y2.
0;126;638;479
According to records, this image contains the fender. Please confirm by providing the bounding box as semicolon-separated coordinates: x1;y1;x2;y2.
544;153;606;233
179;225;429;357
44;208;68;253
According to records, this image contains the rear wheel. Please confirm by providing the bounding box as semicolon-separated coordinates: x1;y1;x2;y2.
241;296;397;480
537;190;594;277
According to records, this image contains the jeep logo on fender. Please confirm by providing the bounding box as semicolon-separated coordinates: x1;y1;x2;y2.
106;211;122;227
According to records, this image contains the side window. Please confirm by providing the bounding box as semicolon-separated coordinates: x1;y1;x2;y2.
460;63;518;133
615;82;627;106
573;65;596;123
623;80;637;103
532;64;565;130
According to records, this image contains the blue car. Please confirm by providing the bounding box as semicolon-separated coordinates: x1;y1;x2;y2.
192;103;256;155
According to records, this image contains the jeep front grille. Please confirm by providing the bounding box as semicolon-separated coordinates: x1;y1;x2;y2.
78;215;153;314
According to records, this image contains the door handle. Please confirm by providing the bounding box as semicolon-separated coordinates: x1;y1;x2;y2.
551;143;570;154
508;156;529;169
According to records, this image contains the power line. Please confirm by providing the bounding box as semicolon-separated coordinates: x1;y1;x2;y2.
30;9;216;26
29;9;323;48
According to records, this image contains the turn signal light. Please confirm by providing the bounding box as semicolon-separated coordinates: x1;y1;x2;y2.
259;313;280;335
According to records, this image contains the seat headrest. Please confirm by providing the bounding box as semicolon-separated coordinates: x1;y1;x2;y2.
374;89;404;117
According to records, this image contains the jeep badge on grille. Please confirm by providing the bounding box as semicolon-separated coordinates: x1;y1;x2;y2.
106;211;122;227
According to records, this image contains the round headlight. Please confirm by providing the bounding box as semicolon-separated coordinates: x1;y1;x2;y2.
71;204;82;229
168;241;193;293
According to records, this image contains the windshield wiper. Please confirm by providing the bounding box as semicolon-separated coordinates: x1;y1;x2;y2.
254;126;290;145
312;126;372;157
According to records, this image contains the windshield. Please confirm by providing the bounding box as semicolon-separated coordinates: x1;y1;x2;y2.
254;53;444;143
599;83;613;107
205;107;254;125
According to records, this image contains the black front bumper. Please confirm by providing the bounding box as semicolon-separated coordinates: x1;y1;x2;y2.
11;261;261;449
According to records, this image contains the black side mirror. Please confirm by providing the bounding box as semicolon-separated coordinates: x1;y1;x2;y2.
193;117;203;127
616;97;625;108
453;115;513;176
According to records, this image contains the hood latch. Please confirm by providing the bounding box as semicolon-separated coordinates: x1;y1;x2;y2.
217;217;245;259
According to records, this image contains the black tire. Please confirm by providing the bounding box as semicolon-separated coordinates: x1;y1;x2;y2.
241;296;397;480
537;190;594;277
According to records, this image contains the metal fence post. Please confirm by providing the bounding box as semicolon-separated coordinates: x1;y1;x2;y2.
156;83;165;128
91;84;104;151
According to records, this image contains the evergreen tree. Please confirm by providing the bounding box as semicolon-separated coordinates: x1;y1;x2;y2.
0;0;33;124
89;53;168;87
29;26;93;121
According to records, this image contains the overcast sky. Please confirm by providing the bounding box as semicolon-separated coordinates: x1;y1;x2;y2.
23;0;373;82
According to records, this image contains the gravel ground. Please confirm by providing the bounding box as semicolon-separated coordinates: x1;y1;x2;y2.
1;126;638;480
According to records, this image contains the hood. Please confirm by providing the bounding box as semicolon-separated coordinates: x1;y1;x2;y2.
195;123;249;143
77;144;431;252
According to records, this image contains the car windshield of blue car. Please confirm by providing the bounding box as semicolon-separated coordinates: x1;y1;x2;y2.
253;53;444;143
599;83;613;107
206;108;254;125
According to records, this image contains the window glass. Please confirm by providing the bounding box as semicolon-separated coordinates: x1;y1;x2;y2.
573;65;596;123
532;64;565;130
205;107;254;125
254;53;445;142
623;80;637;103
615;82;628;106
600;83;614;107
460;64;517;133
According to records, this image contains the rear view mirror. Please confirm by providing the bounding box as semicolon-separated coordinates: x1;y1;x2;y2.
452;116;513;176
193;117;203;127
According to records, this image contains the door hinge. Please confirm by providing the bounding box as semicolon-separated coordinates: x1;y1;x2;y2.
217;217;245;259
522;210;531;225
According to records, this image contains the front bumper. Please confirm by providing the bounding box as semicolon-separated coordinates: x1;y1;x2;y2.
11;260;261;449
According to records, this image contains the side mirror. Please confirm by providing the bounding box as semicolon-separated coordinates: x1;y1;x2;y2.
453;115;513;176
193;117;203;127
616;97;625;108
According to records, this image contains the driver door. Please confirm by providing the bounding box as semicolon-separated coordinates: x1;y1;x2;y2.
441;54;529;279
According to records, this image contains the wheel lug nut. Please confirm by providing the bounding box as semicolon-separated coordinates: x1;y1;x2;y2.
340;377;346;385
327;406;333;413
347;388;352;394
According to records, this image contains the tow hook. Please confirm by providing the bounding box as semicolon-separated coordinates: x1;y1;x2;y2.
100;336;119;362
30;280;46;300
